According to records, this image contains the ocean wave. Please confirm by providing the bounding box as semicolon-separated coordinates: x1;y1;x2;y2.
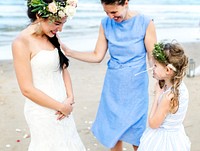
0;1;200;47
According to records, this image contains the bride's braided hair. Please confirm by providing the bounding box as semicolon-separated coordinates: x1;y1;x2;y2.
48;35;69;69
153;42;188;113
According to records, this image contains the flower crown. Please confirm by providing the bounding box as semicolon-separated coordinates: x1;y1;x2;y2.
152;43;177;72
28;0;78;21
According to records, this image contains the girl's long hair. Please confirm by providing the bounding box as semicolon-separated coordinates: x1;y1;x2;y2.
157;42;188;113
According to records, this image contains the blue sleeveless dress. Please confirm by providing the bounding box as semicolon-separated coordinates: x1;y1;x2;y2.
91;14;151;148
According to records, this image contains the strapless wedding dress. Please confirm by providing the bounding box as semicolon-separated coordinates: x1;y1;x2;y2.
24;49;85;151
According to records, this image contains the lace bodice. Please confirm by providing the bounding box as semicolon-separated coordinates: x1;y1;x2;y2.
30;49;66;103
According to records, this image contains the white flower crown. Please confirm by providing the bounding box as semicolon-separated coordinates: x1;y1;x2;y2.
28;0;78;21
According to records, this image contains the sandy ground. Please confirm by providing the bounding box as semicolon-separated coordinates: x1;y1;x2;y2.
0;42;200;151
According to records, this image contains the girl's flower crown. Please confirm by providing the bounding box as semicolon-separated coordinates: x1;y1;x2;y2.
28;0;78;21
153;43;177;72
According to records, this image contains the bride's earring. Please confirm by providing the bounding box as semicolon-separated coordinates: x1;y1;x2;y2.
34;22;42;35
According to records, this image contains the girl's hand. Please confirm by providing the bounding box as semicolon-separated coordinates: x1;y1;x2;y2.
164;91;174;102
154;81;162;97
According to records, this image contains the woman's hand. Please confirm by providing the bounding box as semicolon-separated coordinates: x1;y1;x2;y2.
56;97;74;120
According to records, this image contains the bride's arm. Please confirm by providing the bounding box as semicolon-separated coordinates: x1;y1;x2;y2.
62;67;74;104
12;37;68;115
56;67;74;120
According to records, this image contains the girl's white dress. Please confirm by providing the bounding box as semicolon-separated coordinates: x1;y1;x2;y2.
138;82;191;151
24;49;86;151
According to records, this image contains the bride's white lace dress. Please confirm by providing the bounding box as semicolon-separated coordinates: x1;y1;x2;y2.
24;49;85;151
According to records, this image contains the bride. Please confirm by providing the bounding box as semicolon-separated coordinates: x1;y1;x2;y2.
12;0;85;150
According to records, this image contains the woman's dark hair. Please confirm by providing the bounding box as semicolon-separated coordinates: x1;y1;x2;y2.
48;35;69;69
27;0;69;69
100;0;129;5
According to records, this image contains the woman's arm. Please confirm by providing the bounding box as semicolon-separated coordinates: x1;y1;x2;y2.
62;24;108;63
144;20;157;67
12;38;69;115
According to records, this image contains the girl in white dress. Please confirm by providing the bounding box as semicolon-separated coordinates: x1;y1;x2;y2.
138;42;191;151
12;0;85;150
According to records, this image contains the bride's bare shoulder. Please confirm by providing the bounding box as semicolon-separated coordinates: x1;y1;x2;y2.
12;28;30;48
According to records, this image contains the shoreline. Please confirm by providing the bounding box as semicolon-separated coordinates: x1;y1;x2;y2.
0;42;200;151
1;26;200;61
2;40;200;76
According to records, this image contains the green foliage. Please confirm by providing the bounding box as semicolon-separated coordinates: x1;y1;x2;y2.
27;0;77;21
152;43;167;63
28;0;49;18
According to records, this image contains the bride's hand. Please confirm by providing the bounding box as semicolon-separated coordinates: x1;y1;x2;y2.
65;96;75;105
55;111;66;120
56;97;74;120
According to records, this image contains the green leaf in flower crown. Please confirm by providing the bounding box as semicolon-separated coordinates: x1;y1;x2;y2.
32;7;43;12
28;0;77;21
42;14;50;18
152;43;167;63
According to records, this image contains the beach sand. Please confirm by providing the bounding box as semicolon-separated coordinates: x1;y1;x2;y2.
0;42;200;151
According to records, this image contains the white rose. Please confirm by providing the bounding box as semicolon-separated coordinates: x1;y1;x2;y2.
65;5;76;18
48;2;57;14
67;0;78;6
58;10;66;18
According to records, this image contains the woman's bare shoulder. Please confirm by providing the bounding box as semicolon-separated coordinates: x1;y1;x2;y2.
12;29;30;50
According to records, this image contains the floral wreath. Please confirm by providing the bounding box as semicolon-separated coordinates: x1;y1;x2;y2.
152;42;177;72
28;0;78;21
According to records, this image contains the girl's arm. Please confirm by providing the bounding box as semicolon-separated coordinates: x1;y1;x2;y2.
61;24;108;63
12;38;69;116
149;82;161;120
148;83;173;128
144;20;157;67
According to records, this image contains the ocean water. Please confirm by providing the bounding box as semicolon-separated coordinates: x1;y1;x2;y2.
0;0;200;59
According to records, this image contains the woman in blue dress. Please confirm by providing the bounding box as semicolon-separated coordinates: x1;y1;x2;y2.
63;0;157;150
